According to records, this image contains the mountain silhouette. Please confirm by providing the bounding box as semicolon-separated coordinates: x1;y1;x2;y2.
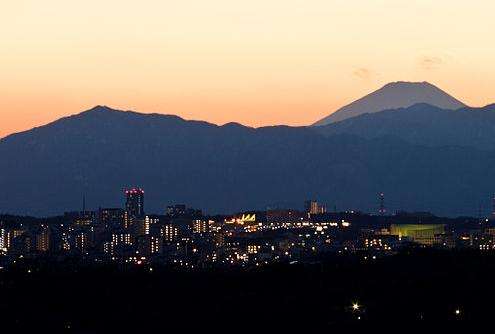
313;81;466;126
1;105;494;217
315;103;495;150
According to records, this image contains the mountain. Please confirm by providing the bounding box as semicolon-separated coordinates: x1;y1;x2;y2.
315;103;495;150
1;105;495;217
313;81;466;126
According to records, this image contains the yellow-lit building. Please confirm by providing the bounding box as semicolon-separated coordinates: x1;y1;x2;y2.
247;245;261;254
35;226;50;252
75;232;89;253
0;228;10;251
151;236;161;254
192;220;212;234
389;224;445;246
161;224;179;242
225;214;256;225
112;232;132;246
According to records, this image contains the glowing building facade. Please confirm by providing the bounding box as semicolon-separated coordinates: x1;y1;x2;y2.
389;224;446;246
125;188;145;218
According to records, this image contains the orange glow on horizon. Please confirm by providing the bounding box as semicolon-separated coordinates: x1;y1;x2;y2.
1;0;494;138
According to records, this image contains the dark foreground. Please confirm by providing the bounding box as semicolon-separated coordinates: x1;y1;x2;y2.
1;250;493;332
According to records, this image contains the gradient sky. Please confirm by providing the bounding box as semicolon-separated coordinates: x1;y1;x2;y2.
1;0;494;138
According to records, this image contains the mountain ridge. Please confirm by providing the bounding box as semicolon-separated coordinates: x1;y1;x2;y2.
314;103;495;150
1;105;495;217
313;81;467;126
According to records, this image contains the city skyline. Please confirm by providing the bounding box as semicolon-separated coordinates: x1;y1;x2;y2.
3;182;491;330
3;1;495;330
2;0;495;138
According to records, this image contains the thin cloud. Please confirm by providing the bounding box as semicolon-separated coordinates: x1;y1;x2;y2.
353;68;373;80
419;56;444;70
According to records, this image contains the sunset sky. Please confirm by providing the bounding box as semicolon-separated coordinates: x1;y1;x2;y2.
1;0;494;138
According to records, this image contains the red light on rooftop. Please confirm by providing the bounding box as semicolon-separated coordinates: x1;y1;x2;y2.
125;188;144;194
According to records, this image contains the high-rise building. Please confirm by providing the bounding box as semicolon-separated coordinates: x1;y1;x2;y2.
136;235;152;256
0;228;9;251
99;208;124;229
124;188;145;229
132;217;149;237
112;232;132;247
125;188;145;218
150;236;162;254
304;200;326;215
2;228;26;253
161;224;179;242
192;220;211;234
74;232;89;253
11;234;32;255
379;193;386;215
35;225;50;252
61;232;71;251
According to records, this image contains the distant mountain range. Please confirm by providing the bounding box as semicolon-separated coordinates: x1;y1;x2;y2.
1;82;495;217
313;81;466;125
315;103;495;150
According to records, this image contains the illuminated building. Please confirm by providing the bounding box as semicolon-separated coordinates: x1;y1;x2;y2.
11;234;32;254
305;200;326;215
136;235;152;256
103;241;113;255
64;210;95;226
378;193;386;215
1;228;27;254
146;216;160;225
135;235;162;255
99;208;124;229
361;235;397;251
389;224;445;246
142;215;160;235
132;217;150;236
123;211;132;229
75;232;89;253
192;220;211;234
10;229;25;240
112;232;132;246
239;214;255;223
74;215;93;226
224;214;260;233
225;213;256;225
243;224;260;233
151;236;161;254
125;188;145;218
161;224;179;242
142;217;150;235
61;232;71;251
214;232;225;247
35;225;50;252
247;245;261;254
0;228;10;251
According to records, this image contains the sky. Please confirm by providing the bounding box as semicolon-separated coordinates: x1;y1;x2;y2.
1;0;494;138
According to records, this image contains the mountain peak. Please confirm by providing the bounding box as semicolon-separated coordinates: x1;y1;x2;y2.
381;81;448;93
383;81;432;88
313;81;467;126
84;105;120;113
